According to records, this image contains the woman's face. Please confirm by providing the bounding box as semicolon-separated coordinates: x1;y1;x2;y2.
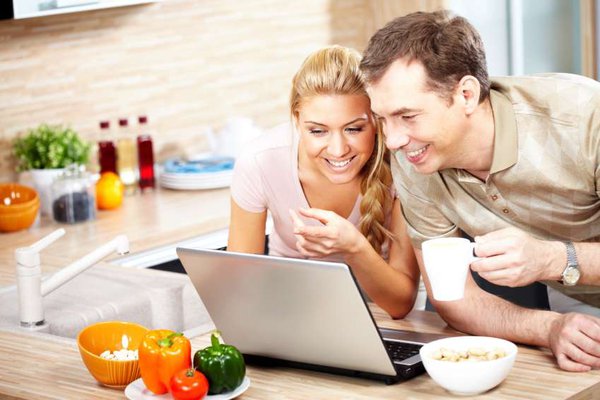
296;94;376;185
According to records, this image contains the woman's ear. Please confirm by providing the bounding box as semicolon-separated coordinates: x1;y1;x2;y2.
456;75;481;115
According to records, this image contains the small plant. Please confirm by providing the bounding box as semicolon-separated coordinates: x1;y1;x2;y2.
13;124;91;171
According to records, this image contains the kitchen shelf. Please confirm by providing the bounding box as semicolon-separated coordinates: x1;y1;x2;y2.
1;0;159;20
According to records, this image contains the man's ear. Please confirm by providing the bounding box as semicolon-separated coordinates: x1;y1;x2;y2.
456;75;480;115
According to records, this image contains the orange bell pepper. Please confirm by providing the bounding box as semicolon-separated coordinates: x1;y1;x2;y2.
139;330;191;395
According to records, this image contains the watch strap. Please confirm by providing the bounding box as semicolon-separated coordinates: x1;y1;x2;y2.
561;241;580;286
565;241;578;267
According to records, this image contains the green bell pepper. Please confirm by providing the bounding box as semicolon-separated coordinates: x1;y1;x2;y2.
193;331;246;394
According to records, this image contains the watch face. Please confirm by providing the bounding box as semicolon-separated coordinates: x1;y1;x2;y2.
563;265;581;285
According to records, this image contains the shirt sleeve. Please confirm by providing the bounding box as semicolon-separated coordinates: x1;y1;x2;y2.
591;102;600;199
230;146;268;213
391;154;458;249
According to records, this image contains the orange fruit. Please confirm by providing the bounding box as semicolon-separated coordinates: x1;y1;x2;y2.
96;172;124;210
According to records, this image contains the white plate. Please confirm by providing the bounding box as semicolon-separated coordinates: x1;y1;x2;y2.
161;170;233;179
124;376;250;400
158;171;233;190
159;180;232;190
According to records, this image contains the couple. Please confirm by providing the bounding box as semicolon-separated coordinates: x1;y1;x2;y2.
227;10;600;372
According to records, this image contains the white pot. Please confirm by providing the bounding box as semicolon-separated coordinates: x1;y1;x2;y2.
27;169;65;216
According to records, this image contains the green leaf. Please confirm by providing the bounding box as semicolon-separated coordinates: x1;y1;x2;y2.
12;124;91;172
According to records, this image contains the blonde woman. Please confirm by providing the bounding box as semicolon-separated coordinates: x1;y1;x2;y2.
228;46;419;318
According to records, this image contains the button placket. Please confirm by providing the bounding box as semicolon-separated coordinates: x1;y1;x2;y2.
485;181;511;216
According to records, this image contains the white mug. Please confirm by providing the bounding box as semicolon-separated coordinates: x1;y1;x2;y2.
422;237;478;302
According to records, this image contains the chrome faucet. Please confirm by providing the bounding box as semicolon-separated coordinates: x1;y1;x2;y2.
15;228;129;328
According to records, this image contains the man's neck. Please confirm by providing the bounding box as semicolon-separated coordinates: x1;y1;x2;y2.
463;98;495;180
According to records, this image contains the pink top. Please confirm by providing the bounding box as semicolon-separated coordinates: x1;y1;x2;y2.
231;123;363;262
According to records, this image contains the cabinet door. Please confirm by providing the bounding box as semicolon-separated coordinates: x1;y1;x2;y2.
0;0;158;20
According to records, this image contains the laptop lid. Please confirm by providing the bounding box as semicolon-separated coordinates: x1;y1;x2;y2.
176;248;398;378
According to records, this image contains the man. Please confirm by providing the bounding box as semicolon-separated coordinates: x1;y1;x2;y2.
360;10;600;372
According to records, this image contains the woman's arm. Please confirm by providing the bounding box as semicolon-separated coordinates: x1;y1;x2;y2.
291;198;420;318
227;197;267;254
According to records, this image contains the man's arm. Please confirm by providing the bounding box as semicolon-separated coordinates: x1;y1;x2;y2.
415;247;600;371
471;227;600;287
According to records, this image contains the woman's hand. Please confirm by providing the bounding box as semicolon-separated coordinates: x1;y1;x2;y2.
289;208;367;258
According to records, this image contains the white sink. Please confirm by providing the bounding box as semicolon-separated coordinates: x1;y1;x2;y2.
0;228;240;339
0;261;214;339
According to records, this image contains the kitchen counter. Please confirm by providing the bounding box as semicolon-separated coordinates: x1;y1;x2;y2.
0;188;599;399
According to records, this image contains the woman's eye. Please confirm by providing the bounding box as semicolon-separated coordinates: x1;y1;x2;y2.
345;127;364;134
402;115;416;121
309;129;326;135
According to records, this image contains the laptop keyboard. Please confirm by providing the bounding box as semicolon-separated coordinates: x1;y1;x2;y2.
384;340;422;362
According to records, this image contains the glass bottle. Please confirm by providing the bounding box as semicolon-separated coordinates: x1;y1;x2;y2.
116;117;138;193
97;121;117;174
137;115;156;190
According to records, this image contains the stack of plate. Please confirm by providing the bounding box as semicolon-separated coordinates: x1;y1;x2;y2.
158;157;234;191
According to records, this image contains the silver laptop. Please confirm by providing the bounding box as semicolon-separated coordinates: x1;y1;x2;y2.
176;247;451;383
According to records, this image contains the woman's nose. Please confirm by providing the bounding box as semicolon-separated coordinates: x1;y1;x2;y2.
327;133;349;157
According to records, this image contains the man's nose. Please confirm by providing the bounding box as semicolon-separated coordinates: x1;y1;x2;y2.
328;133;349;157
384;126;410;151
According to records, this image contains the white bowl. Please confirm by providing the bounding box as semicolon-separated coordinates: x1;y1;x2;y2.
420;336;518;396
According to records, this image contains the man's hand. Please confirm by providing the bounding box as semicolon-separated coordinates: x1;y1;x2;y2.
549;313;600;371
289;208;366;258
470;227;564;287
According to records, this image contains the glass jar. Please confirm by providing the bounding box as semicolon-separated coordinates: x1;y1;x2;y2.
51;164;96;224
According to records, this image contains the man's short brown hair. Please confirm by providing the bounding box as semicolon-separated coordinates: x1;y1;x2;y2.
360;10;490;104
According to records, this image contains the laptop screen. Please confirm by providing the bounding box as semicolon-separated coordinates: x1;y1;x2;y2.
177;247;398;377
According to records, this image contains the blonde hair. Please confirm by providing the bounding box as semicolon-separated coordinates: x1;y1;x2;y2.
290;46;394;253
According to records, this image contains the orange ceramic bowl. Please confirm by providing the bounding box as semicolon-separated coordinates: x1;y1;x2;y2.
0;183;40;232
77;321;149;388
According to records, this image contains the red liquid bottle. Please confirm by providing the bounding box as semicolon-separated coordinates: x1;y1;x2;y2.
97;121;117;174
137;116;155;190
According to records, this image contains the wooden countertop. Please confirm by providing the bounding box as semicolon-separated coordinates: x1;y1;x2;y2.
0;188;599;399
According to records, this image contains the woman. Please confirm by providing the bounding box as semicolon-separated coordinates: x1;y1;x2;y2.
228;46;419;318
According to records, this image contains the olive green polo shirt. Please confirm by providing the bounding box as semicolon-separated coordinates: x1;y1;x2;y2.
392;73;600;306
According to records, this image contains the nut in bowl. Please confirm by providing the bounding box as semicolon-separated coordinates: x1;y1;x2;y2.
77;321;149;388
419;336;518;396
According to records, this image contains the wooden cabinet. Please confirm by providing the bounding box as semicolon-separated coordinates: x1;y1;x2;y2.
0;0;158;20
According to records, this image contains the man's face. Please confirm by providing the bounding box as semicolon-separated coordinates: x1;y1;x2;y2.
367;58;468;175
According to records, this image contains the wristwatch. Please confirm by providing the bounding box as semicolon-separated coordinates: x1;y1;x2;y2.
560;241;581;286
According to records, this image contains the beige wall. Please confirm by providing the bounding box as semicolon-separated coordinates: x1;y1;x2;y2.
0;0;445;181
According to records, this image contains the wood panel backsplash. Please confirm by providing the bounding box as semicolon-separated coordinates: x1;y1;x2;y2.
0;0;445;181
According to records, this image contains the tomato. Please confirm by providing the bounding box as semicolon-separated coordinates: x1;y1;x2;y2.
170;368;209;400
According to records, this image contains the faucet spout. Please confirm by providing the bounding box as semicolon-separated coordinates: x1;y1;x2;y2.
16;231;129;328
41;235;129;297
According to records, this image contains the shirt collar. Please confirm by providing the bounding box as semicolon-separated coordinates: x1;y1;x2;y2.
489;89;518;174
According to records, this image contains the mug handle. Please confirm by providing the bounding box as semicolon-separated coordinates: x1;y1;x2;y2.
469;242;481;264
